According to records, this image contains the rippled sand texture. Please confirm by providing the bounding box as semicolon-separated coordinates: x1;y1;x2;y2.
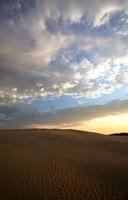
0;129;128;200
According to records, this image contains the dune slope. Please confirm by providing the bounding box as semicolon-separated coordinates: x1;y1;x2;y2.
0;129;128;200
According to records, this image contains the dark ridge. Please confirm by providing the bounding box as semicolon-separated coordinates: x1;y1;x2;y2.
109;133;128;136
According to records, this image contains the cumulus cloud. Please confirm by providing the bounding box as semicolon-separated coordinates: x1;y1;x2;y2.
32;0;128;25
0;0;128;105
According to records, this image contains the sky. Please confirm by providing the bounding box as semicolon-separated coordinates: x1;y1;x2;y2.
0;0;128;134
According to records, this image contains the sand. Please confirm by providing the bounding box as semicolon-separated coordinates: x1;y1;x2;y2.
0;129;128;200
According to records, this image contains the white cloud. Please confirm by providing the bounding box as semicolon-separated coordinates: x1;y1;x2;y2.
0;0;128;104
93;4;121;26
37;0;128;26
61;82;77;91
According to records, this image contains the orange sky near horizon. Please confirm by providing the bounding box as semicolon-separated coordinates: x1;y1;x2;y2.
29;113;128;135
73;113;128;134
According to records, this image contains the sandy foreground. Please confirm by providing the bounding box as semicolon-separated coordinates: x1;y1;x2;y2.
0;129;128;200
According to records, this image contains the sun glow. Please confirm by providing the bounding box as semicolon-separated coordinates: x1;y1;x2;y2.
75;113;128;134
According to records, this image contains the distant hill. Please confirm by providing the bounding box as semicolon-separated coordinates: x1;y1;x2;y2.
109;132;128;136
0;128;101;136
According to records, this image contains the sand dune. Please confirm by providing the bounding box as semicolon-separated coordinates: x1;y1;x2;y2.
0;129;128;200
109;132;128;136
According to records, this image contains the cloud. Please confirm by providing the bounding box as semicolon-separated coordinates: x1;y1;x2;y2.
0;99;128;128
0;50;128;104
0;0;128;105
39;0;128;26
